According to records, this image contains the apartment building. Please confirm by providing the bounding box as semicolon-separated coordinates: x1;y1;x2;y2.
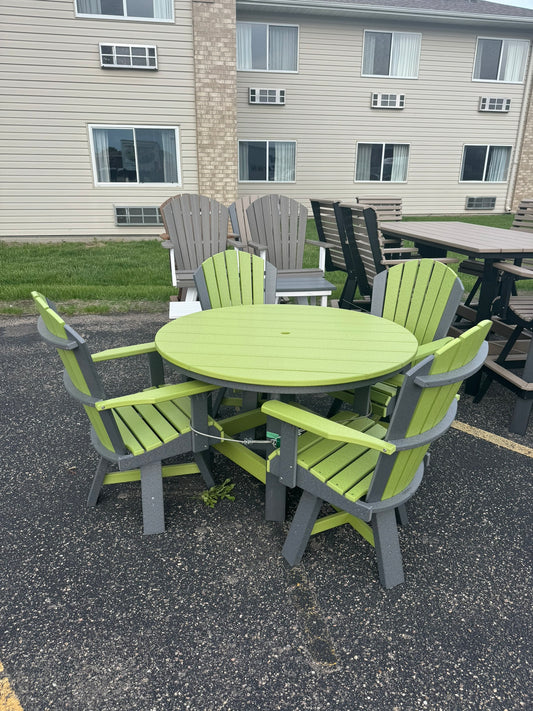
1;0;533;238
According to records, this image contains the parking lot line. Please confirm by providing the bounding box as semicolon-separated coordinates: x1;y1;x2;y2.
0;662;23;711
452;421;533;458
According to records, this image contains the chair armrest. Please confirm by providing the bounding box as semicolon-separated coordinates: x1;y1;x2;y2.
305;239;331;249
92;341;157;362
247;239;269;253
494;262;533;279
261;401;395;454
96;380;219;411
161;240;172;250
226;237;241;249
413;337;453;364
382;247;419;256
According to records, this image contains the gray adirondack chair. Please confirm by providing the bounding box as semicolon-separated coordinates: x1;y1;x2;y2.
328;259;464;418
246;194;334;306
227;195;268;258
32;290;221;535
160;193;230;302
262;320;491;588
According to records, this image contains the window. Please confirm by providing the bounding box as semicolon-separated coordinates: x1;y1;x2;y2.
362;31;420;78
371;93;405;109
461;145;511;182
239;141;296;182
465;197;496;210
237;22;298;72
473;38;529;83
100;44;157;69
75;0;173;22
479;97;511;112
115;206;163;224
355;143;409;182
90;126;180;185
249;88;285;105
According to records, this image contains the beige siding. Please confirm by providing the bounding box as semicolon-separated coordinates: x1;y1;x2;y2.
236;11;533;215
0;0;198;237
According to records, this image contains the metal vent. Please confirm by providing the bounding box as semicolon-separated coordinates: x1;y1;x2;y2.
249;88;285;105
371;93;405;109
465;197;496;210
114;206;163;225
479;97;510;112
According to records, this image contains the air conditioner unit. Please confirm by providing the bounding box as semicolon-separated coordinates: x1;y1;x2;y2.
479;97;511;112
465;197;496;210
371;93;405;109
249;88;285;105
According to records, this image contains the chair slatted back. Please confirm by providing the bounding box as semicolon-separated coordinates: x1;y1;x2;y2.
335;202;383;295
310;199;347;273
512;199;533;234
32;291;124;455
194;250;277;309
160;194;229;270
246;195;308;270
356;196;402;222
372;260;464;346
228;195;261;249
366;321;491;503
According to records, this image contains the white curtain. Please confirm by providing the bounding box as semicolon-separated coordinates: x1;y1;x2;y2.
239;142;250;180
272;142;295;182
486;146;510;182
391;144;409;182
93;129;110;182
390;33;420;78
356;144;372;181
269;26;297;71
237;23;253;70
77;0;101;13
161;130;177;183
153;0;173;21
500;40;529;82
362;33;377;75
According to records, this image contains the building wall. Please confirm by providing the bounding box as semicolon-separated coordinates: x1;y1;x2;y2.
192;0;237;206
0;0;200;238
513;93;533;208
236;10;533;215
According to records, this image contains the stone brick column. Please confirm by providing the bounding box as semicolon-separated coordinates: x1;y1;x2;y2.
513;92;533;209
192;0;238;205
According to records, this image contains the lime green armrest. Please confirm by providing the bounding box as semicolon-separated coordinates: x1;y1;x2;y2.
92;341;157;362
413;337;453;364
96;381;219;411
261;401;395;455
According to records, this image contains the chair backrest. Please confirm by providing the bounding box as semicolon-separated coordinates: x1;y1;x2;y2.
160;194;229;270
334;201;383;295
511;199;533;234
31;291;127;456
356;196;402;222
371;259;464;345
310;198;347;273
366;319;491;503
194;250;277;309
228;195;261;248
245;194;308;270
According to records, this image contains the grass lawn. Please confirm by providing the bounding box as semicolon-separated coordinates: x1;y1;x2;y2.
0;212;528;315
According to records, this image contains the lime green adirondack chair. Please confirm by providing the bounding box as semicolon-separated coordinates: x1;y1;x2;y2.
32;291;222;535
330;259;464;418
262;320;491;588
193;250;277;309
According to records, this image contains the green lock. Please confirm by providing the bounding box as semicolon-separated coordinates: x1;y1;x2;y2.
266;430;280;448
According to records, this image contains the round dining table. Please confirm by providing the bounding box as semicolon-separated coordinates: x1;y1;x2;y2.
155;304;419;395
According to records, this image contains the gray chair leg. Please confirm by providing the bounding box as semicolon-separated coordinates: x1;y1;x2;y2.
148;351;165;387
509;398;533;435
372;509;405;588
194;451;215;488
265;470;287;522
395;504;409;527
87;456;108;507
327;398;343;418
140;461;165;535
282;491;323;566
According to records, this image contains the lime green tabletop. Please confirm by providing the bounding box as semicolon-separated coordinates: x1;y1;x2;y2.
156;305;418;393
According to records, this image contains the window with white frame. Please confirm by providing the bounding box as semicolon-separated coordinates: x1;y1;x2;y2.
239;141;296;182
100;44;157;69
473;38;529;83
461;145;511;182
237;22;298;72
90;126;180;185
76;0;173;22
355;143;409;182
362;31;421;79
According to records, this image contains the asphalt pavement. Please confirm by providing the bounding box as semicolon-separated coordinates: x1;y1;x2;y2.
1;311;531;711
